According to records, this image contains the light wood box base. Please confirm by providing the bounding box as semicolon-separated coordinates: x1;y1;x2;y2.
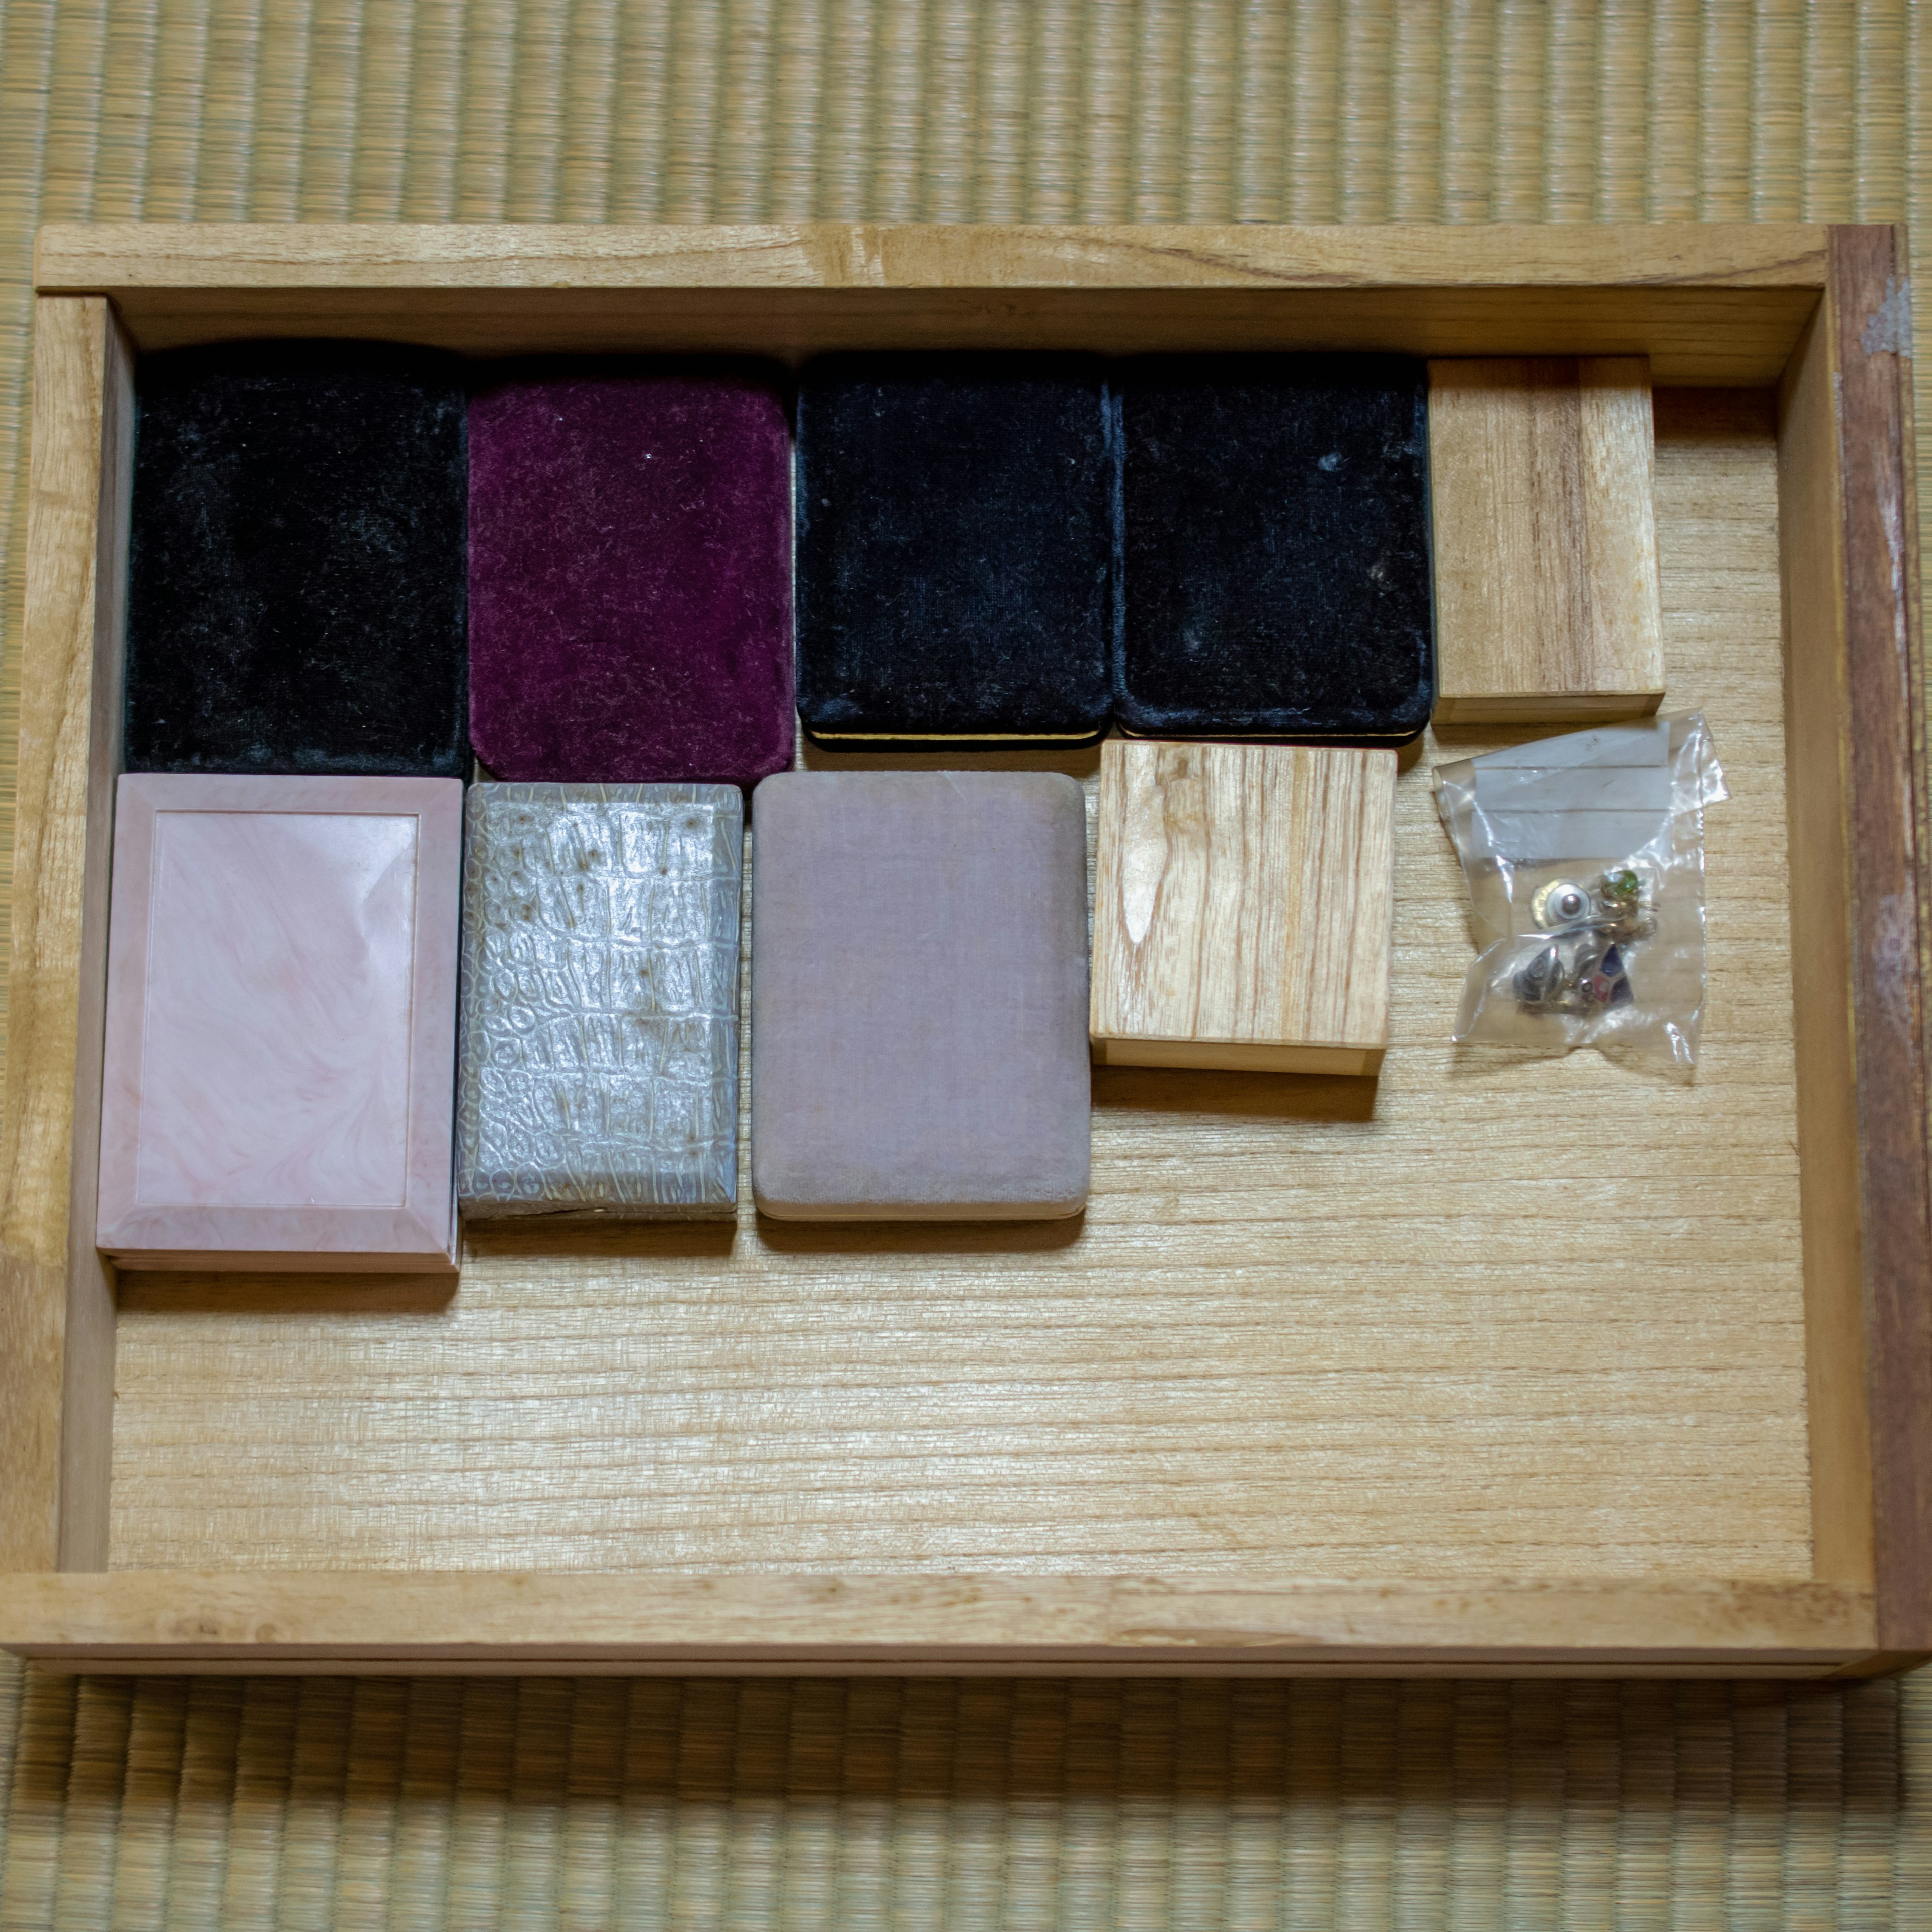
3;224;1927;1679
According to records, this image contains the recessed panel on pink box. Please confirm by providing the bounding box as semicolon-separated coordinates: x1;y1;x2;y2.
98;773;463;1271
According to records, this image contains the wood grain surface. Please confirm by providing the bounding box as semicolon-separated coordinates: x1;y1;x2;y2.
0;299;131;1575
1819;227;1932;1654
1428;356;1667;723
31;223;1827;381
101;393;1812;1583
0;1572;1875;1674
1777;299;1873;1602
1090;741;1395;1075
33;222;1834;290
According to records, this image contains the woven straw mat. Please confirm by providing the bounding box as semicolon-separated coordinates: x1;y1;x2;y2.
4;3;1932;1925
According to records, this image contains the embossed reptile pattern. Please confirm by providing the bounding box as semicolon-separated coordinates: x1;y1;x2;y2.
457;784;742;1217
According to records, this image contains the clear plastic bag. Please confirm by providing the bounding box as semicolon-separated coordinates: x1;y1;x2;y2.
1432;713;1728;1072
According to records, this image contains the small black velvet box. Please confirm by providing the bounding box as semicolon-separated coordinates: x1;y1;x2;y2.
125;341;468;778
795;354;1114;748
1115;355;1434;745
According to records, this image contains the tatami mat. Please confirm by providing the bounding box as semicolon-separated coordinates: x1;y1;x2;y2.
4;1671;1932;1928
4;2;1932;1923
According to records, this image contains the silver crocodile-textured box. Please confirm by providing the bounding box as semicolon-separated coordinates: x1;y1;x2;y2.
457;783;743;1218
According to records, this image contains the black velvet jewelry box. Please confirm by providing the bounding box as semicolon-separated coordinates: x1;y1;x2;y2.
1113;354;1435;746
794;353;1114;749
124;340;469;778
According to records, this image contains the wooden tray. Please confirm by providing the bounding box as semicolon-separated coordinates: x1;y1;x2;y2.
2;223;1927;1678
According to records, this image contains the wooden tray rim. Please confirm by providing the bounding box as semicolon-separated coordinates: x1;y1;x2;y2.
2;220;1925;1677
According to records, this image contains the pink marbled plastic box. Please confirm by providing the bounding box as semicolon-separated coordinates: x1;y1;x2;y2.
97;774;463;1271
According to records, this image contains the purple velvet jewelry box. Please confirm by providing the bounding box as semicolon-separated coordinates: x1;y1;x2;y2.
468;366;795;790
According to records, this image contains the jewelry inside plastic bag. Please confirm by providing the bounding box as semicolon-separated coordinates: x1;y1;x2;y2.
1433;715;1728;1072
